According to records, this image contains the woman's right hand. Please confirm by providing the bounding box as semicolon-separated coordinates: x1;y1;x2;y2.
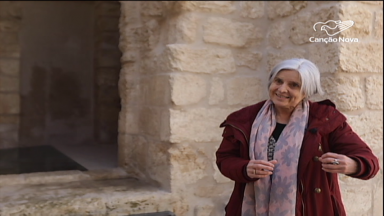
246;159;278;178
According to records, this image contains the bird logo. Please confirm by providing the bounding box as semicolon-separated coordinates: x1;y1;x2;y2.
313;20;355;36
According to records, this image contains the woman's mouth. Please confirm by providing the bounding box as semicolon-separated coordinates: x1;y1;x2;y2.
276;93;290;99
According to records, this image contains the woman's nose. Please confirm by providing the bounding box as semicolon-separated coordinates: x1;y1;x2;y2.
278;83;288;92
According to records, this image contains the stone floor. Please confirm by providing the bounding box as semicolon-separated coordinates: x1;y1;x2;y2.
0;168;175;216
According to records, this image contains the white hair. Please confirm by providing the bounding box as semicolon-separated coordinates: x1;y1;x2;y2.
268;58;324;97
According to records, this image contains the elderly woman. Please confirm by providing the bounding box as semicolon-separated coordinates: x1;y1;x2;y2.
216;58;379;216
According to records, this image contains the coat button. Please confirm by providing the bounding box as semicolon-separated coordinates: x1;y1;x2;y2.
313;156;320;162
315;188;322;193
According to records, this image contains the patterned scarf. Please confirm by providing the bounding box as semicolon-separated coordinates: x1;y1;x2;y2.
241;99;309;216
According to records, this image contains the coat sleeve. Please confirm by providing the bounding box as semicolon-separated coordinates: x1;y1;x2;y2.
216;124;257;183
329;121;380;180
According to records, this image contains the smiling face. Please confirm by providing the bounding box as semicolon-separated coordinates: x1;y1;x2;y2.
269;69;306;113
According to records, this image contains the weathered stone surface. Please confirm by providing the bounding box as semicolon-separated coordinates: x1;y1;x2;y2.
307;43;339;73
209;77;225;105
239;1;265;19
164;44;236;74
170;74;206;106
144;19;160;49
339;4;372;38
290;5;340;45
268;22;289;49
321;76;364;111
345;111;383;153
140;75;171;106
203;17;262;48
227;77;264;105
374;10;383;39
141;1;164;17
119;2;140;27
174;1;235;14
169;108;234;143
193;204;214;216
340;42;383;73
234;51;263;70
365;76;383;110
169;144;207;185
267;48;306;72
167;13;198;44
340;182;374;216
267;1;307;19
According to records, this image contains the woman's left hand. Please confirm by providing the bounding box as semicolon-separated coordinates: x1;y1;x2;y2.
319;152;359;175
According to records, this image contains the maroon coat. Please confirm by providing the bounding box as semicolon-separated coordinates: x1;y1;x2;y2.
216;100;379;216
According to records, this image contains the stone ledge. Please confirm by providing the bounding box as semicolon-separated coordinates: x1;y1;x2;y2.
0;174;175;215
0;168;131;186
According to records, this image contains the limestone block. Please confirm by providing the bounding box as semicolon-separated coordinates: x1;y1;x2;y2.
209;77;225;105
307;43;339;73
0;93;19;114
345;111;383;154
203;17;262;48
0;32;20;58
118;134;148;179
234;51;263;70
267;48;306;72
365;76;383;110
118;73;140;106
340;42;383;73
144;19;160;50
140;75;171;106
141;1;164;17
170;74;206;106
137;107;164;137
267;1;307;20
145;141;172;190
164;44;236;74
120;2;140;27
167;13;198;44
268;22;288;49
359;1;383;5
0;75;18;92
339;4;372;38
373;167;383;216
374;10;383;39
340;183;373;216
194;204;214;216
169;144;207;185
0;58;19;77
227;77;263;106
174;1;235;14
169;107;234;143
290;6;340;45
239;1;265;19
321;76;364;111
118;106;140;134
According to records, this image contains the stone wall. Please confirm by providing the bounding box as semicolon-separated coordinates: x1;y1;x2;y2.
118;1;383;215
0;1;22;149
94;1;121;145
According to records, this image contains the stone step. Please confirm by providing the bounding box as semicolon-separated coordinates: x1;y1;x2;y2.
0;169;175;216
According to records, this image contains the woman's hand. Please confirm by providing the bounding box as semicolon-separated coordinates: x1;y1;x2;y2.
246;159;278;178
319;152;359;175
